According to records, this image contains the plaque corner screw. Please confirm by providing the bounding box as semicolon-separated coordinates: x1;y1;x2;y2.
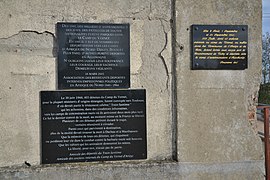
242;27;246;31
195;63;199;67
195;27;199;31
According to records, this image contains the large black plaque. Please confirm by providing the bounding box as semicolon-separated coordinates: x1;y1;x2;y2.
41;90;146;164
57;23;130;89
192;25;248;70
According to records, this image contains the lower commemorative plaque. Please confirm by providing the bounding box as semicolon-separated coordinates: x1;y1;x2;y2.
41;90;146;164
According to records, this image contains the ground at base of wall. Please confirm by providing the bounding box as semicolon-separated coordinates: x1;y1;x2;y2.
0;160;265;180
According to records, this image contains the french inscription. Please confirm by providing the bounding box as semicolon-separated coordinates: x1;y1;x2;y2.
192;25;248;70
41;90;146;164
57;23;130;89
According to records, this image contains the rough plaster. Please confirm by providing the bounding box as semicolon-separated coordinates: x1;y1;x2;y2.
0;0;171;38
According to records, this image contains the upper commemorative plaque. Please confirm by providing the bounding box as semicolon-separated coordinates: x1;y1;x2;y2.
57;23;130;89
191;25;248;70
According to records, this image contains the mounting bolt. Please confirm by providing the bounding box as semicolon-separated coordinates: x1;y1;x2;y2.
179;45;184;51
195;27;199;31
242;27;246;31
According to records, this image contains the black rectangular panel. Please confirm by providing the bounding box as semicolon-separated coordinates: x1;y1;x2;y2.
57;23;130;89
191;25;248;70
41;90;146;164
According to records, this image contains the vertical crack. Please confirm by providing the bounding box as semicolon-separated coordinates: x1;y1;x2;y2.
158;19;169;90
148;2;152;20
171;0;178;161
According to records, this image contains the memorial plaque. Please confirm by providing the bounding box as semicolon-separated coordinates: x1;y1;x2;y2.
41;90;146;164
57;23;130;89
191;25;248;70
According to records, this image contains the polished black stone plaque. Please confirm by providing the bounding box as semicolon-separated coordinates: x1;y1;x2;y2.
192;25;248;70
41;90;146;164
57;23;130;89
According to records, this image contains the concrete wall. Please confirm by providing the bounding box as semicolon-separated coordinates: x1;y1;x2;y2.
0;0;265;179
0;0;172;166
175;0;263;163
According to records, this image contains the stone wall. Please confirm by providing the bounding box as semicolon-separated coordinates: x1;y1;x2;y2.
0;0;265;179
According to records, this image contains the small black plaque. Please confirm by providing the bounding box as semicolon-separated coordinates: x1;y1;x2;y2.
192;25;248;70
57;23;130;89
41;90;146;164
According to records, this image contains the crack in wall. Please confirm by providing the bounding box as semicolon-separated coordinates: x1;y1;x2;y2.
147;2;152;20
10;72;41;76
0;30;56;57
171;0;178;161
132;7;147;15
158;19;169;90
115;16;169;22
0;30;55;40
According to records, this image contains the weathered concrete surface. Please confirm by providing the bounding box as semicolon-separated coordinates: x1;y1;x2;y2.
0;32;56;167
0;0;172;167
0;0;265;179
0;161;265;180
175;0;263;163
